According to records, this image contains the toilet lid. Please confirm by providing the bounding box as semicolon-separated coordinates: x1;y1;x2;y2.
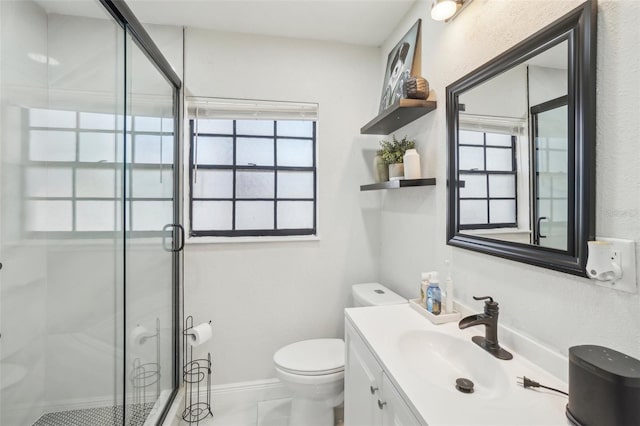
274;338;344;376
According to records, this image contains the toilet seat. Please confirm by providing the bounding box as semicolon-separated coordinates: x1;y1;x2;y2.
274;338;344;376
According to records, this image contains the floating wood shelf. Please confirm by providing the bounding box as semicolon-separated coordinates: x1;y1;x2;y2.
360;178;436;191
361;99;437;135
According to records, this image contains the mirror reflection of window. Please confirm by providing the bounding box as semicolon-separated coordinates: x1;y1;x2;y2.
458;130;518;229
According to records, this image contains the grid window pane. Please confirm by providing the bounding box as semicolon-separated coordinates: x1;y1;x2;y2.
277;139;313;167
489;175;516;198
236;201;273;230
79;132;116;163
76;201;115;231
277;201;313;229
26;167;72;197
548;137;567;150
486;148;512;171
30;108;76;128
133;135;163;164
236;137;274;166
161;118;174;133
79;112;116;130
277;171;314;199
552;175;568;198
197;119;233;134
192;201;233;230
538;174;553;198
458;131;517;228
131;169;173;198
489;200;516;224
26;200;72;231
459;200;487;225
548;150;568;173
29;130;76;161
536;146;548;172
131;201;172;231
459;146;484;171
277;121;313;137
236;171;274;198
76;169;116;198
236;120;274;136
458;174;486;198
115;133;130;163
189;115;316;236
485;133;512;147
459;130;484;145
552;199;568;222
538;199;551;218
134;116;162;132
196;137;233;165
193;170;233;199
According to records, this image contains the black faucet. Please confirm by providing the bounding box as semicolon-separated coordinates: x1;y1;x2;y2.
458;296;513;360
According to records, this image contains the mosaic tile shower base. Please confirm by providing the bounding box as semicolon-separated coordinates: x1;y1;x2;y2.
33;403;154;426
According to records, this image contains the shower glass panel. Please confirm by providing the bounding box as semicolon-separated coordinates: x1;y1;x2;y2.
123;29;177;425
0;0;180;425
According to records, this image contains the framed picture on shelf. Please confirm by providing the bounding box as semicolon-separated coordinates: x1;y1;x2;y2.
379;19;422;112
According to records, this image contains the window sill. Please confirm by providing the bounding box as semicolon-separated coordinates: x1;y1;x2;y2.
462;228;531;236
185;234;320;245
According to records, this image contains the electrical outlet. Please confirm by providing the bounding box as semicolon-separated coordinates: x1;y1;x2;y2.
592;237;637;293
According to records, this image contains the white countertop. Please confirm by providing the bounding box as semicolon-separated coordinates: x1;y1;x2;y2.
345;304;572;426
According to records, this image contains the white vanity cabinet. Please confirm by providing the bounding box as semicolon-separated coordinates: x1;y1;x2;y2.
345;322;422;426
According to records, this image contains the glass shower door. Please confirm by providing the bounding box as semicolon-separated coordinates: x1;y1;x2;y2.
532;97;569;251
123;29;179;425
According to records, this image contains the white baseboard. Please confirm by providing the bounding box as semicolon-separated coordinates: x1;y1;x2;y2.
166;378;290;425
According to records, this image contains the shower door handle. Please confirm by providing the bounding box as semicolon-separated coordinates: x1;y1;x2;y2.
163;224;185;252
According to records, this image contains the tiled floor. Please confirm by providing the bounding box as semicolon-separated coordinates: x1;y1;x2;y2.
32;403;154;426
179;398;290;426
179;398;344;426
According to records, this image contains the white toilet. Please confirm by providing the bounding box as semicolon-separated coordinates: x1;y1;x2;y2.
273;283;406;426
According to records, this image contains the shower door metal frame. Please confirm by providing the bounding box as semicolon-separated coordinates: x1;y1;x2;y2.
97;1;183;424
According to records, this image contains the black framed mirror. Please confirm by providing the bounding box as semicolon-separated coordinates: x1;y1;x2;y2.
446;0;596;276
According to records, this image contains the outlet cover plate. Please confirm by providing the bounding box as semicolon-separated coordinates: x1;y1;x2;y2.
593;237;637;293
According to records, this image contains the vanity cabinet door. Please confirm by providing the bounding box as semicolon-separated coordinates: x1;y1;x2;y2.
345;325;383;426
379;372;422;425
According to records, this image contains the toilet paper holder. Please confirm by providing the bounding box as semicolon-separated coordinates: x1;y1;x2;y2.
182;316;213;424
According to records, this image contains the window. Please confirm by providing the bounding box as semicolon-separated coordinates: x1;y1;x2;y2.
188;99;317;238
24;107;174;236
458;130;517;229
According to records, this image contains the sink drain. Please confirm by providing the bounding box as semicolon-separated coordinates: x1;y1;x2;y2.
455;378;474;394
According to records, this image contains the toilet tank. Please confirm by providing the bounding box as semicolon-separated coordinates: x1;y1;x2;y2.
352;283;407;307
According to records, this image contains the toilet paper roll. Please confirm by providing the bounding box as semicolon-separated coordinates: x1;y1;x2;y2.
131;325;155;346
189;322;213;347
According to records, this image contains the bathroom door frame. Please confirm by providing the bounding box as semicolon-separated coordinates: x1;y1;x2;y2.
98;1;183;424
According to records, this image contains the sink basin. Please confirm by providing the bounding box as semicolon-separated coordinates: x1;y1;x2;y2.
398;330;510;399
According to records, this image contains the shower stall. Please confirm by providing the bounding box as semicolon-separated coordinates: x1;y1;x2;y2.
0;0;182;425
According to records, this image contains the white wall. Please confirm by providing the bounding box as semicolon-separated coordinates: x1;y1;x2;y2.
378;0;640;369
183;28;381;384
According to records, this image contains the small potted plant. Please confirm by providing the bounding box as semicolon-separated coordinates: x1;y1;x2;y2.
378;135;416;181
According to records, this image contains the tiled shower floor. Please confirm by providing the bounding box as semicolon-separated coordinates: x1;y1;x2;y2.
33;403;154;426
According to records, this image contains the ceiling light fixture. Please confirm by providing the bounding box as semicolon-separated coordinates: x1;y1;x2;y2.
431;0;473;22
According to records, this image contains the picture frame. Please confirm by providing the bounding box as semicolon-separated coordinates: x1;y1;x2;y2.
379;19;422;113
